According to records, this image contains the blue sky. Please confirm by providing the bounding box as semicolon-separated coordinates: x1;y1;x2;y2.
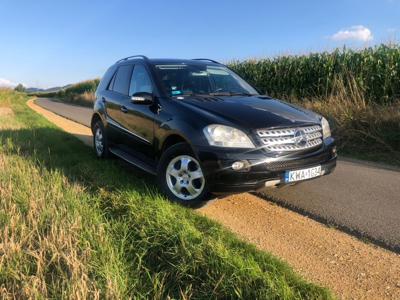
0;0;399;88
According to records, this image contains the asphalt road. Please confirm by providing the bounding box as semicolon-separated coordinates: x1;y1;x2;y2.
36;98;400;250
36;98;93;127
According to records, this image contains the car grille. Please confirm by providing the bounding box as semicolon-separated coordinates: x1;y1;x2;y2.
256;125;323;152
264;151;333;171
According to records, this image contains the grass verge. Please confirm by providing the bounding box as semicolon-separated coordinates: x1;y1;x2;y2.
0;89;333;298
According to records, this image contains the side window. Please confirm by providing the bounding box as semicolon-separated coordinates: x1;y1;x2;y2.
112;65;133;95
107;72;116;90
129;64;153;96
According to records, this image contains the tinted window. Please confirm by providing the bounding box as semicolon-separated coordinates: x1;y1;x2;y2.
107;72;116;90
99;65;117;92
129;64;153;96
153;64;258;96
112;65;133;95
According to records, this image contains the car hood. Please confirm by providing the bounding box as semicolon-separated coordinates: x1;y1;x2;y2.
179;95;321;130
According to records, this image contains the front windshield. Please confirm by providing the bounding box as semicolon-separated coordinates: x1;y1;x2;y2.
153;63;259;96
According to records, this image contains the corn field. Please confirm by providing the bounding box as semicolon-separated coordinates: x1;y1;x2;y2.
228;44;400;104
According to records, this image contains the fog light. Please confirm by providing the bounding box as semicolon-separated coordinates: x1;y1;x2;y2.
232;160;246;171
332;146;337;157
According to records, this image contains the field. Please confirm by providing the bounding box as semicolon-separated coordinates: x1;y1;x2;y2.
229;44;400;105
32;44;400;164
0;89;332;298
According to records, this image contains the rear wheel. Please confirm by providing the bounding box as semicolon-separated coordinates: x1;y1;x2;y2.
158;143;210;206
92;120;109;158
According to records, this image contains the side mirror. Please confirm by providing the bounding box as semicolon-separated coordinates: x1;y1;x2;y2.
131;92;154;104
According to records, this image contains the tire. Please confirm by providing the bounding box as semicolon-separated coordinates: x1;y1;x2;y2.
157;143;211;207
92;120;110;158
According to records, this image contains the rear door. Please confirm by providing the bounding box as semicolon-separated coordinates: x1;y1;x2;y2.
103;64;134;142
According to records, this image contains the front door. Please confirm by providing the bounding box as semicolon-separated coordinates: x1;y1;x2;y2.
118;63;156;156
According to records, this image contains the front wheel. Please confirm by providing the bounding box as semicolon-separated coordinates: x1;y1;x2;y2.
157;143;210;206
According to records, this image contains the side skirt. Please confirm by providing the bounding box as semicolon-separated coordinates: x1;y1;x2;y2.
109;146;157;175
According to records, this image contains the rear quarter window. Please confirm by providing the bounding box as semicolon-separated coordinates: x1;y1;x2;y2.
97;65;117;92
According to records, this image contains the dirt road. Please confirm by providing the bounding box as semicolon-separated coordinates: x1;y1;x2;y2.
30;98;400;299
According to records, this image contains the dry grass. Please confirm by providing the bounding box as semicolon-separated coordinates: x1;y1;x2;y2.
31;80;99;108
0;157;100;298
71;91;95;107
0;90;124;299
289;75;400;164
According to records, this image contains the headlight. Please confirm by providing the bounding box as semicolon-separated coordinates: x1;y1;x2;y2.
321;117;331;139
203;125;255;148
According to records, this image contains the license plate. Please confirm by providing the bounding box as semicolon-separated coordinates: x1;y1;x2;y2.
284;165;321;183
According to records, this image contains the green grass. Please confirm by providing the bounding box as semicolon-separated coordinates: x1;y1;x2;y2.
0;89;333;299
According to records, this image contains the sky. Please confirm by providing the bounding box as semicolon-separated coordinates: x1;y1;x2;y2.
0;0;399;88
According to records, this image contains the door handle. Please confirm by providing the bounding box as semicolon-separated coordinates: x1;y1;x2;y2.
101;97;106;103
120;106;128;113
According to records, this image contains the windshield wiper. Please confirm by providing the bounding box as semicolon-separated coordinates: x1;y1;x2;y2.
209;92;233;96
209;92;256;97
230;92;257;96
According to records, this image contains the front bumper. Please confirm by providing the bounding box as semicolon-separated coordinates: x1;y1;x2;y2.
195;137;337;193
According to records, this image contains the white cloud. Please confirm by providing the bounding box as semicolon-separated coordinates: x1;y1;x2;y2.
330;25;373;42
0;78;16;88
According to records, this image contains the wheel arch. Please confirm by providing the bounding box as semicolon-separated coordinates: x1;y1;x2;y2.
160;134;188;153
91;113;103;132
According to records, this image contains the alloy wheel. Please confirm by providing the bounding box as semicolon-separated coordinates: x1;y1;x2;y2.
166;155;205;200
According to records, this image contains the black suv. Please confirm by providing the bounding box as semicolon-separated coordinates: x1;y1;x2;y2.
91;56;336;205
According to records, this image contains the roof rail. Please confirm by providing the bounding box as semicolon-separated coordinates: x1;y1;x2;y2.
116;55;149;64
192;58;221;64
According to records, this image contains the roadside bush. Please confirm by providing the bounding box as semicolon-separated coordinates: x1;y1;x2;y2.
31;79;99;107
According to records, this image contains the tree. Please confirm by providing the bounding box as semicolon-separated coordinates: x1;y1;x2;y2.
14;84;26;92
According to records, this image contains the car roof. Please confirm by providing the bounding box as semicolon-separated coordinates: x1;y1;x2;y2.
149;58;220;65
114;56;222;67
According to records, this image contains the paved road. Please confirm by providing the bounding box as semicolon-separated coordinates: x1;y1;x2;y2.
259;162;400;250
35;98;400;250
36;98;93;127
